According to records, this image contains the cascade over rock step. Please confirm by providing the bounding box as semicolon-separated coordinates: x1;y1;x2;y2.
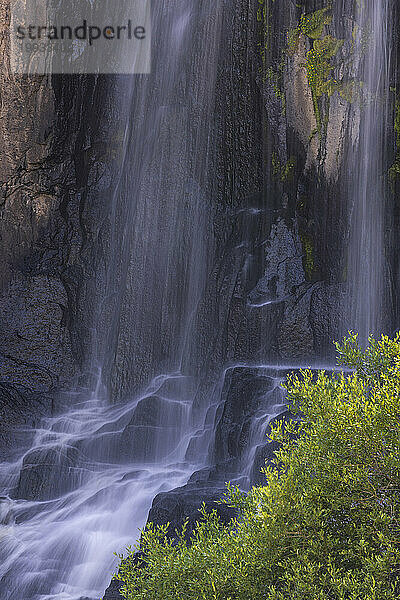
14;445;83;501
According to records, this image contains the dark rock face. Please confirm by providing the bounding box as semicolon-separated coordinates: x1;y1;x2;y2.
213;368;276;464
249;410;294;487
0;1;398;431
73;393;190;465
195;366;287;487
0;1;399;599
3;0;395;427
120;395;187;462
103;579;124;600
0;69;120;456
147;484;237;541
15;446;82;501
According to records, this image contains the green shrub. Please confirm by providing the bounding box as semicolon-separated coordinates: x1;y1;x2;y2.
113;333;400;599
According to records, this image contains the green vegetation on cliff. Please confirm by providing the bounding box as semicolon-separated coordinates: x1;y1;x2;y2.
300;7;332;40
271;152;296;182
288;6;348;137
389;95;400;183
261;3;358;140
113;333;400;599
299;231;316;281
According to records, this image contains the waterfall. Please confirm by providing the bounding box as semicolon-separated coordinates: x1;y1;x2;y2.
0;1;396;598
0;3;225;599
345;0;392;343
93;0;223;397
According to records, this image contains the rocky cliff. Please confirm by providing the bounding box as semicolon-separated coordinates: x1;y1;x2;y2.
2;0;398;434
0;0;125;455
0;0;399;598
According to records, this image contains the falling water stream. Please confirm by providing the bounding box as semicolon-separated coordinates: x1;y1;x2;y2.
0;2;224;598
0;1;394;599
346;0;392;342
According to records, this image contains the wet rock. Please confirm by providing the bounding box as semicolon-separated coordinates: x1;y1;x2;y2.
184;428;211;462
103;579;124;600
130;395;183;427
147;483;237;541
278;284;315;360
15;445;81;501
120;395;187;462
155;375;197;400
0;275;77;392
249;410;294;486
202;366;299;488
0;382;47;462
251;218;315;361
256;218;305;303
250;442;279;486
213;367;276;465
310;282;345;359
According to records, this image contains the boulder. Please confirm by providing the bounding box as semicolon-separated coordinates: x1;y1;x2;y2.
103;580;124;600
213;367;276;464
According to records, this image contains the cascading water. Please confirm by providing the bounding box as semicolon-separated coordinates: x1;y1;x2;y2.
345;0;392;343
1;1;396;598
0;376;197;600
96;0;223;398
0;3;224;599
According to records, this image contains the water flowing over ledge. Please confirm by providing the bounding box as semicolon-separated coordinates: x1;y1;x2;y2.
0;0;398;598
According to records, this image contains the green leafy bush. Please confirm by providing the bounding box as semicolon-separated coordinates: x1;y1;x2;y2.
114;333;400;599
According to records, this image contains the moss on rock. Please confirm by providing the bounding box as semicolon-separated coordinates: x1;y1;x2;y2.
389;95;400;183
299;7;332;40
272;152;296;182
300;232;316;281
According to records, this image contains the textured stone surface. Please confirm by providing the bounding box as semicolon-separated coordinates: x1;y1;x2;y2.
0;1;397;429
148;484;237;540
213;368;275;465
103;579;124;600
0;0;382;424
15;446;81;501
120;395;187;462
0;15;119;451
249;410;294;487
0;1;399;598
